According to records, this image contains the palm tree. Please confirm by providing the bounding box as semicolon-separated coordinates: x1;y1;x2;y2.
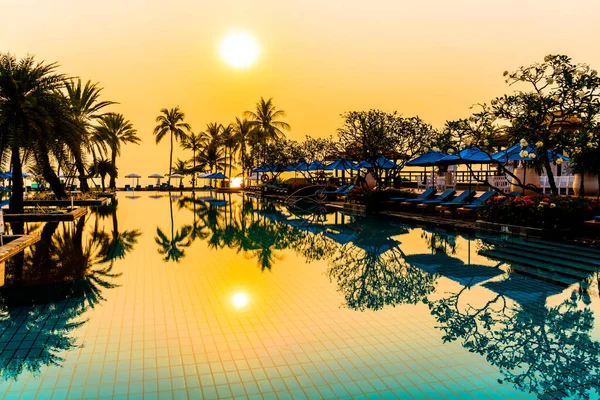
180;131;202;189
233;117;253;182
64;79;116;192
172;158;188;187
153;107;191;186
220;124;238;179
95;159;116;191
95;113;140;189
0;53;69;213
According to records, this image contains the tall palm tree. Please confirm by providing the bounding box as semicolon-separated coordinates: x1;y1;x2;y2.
233;117;253;182
153;107;191;186
0;53;69;213
64;79;116;192
220;123;238;179
244;97;290;168
180;131;202;189
95;113;140;189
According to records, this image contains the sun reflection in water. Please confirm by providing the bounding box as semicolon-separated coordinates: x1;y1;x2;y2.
231;292;249;309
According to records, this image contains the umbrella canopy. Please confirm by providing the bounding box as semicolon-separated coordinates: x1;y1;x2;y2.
323;158;359;171
357;155;398;169
169;173;184;178
406;150;448;167
439;146;498;165
307;161;325;171
492;144;571;162
148;173;164;178
205;172;228;179
125;173;142;178
0;172;34;179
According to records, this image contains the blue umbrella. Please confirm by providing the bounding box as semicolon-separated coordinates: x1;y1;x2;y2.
205;172;228;179
492;144;570;162
323;158;359;171
439;146;498;165
251;166;267;173
406;150;448;167
357;155;398;169
308;161;325;171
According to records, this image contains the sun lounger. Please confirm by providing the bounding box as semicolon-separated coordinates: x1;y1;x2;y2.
136;185;142;190
320;184;348;195
390;188;436;202
412;189;456;208
456;191;498;218
338;185;355;197
435;190;477;215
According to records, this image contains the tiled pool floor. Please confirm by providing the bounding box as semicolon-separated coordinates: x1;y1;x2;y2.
0;193;598;399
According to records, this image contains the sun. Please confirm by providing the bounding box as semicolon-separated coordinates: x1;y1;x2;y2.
219;31;260;69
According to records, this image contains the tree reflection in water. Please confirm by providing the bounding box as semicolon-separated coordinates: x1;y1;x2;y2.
155;194;191;262
167;194;600;397
427;283;600;398
0;201;138;381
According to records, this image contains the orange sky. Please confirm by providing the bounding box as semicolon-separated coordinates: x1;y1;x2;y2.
3;0;600;183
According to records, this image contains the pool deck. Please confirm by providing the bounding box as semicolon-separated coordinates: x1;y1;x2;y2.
4;207;87;222
23;198;109;207
0;234;41;286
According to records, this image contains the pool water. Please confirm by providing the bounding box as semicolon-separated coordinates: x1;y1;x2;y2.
0;192;599;399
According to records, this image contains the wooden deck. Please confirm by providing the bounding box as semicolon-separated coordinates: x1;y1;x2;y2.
0;234;41;286
23;198;109;207
4;207;87;223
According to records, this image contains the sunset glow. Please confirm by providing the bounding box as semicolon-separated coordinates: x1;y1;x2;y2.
219;31;260;69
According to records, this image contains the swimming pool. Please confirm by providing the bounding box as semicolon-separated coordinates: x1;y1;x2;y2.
1;192;599;399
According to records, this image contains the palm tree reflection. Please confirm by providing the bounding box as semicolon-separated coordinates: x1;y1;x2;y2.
155;194;191;262
0;204;137;381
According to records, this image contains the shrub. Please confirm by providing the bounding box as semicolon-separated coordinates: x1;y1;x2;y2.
477;194;600;229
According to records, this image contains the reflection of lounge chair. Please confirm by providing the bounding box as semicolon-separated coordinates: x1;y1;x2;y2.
390;187;436;202
198;185;214;191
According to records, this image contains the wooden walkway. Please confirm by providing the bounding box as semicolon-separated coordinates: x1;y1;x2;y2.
4;207;87;223
23;198;109;207
0;234;41;286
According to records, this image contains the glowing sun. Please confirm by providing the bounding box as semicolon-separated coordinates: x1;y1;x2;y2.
219;31;260;69
231;292;249;308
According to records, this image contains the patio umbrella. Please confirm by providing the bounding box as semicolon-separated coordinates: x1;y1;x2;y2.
125;173;142;187
492;144;571;193
439;146;499;190
170;173;184;186
148;173;164;187
205;172;228;179
308;161;325;171
357;155;399;169
406;150;448;189
323;158;359;183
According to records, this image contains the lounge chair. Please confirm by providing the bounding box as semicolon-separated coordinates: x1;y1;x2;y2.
339;185;355;197
147;185;154;190
320;184;348;195
509;191;523;197
124;184;131;191
390;188;436;202
136;185;142;191
435;190;477;215
179;184;185;190
406;189;453;207
456;191;498;218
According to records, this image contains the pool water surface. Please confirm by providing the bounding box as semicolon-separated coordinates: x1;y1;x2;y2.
0;192;599;399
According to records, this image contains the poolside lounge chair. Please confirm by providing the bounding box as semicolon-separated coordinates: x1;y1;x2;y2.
319;184;348;195
406;189;454;207
147;185;154;190
136;185;142;191
435;190;477;215
456;191;498;218
124;184;131;191
390;188;436;202
338;185;355;197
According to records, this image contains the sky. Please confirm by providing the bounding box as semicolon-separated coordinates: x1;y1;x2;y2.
2;0;600;182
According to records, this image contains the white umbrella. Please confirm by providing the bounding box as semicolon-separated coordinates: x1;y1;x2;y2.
125;173;142;187
148;173;163;187
170;173;184;187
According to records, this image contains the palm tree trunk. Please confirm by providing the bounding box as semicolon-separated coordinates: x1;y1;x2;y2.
9;146;25;215
36;148;66;199
72;148;90;192
192;148;196;190
109;151;117;189
168;131;174;187
100;173;106;191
